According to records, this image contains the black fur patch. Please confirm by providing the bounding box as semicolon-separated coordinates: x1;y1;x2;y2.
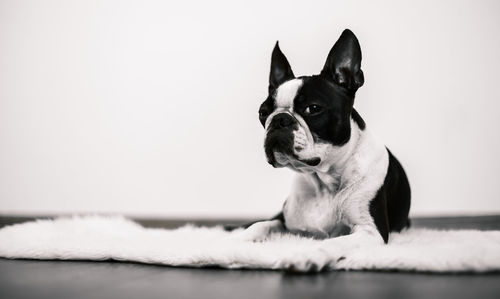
351;108;366;130
293;76;353;146
369;149;411;243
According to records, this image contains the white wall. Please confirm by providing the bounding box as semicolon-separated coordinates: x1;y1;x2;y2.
1;0;499;218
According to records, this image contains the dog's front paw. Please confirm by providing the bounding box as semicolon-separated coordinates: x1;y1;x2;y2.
277;246;344;272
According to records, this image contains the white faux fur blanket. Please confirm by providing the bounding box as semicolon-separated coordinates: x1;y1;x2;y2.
1;215;499;272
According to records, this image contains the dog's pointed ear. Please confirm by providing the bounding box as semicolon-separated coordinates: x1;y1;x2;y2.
321;29;364;93
269;41;295;92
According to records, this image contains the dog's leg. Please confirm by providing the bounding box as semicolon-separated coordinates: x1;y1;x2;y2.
230;219;285;242
224;212;284;231
320;225;384;251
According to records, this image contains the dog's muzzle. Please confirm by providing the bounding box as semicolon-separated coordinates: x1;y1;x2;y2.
264;113;321;168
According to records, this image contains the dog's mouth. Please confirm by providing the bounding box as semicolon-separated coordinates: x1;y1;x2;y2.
273;152;321;168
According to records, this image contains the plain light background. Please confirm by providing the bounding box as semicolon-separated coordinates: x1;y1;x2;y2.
1;0;499;218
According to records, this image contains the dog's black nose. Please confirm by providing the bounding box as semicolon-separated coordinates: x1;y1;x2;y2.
272;113;295;128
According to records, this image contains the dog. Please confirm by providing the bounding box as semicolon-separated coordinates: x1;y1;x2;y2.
231;29;411;271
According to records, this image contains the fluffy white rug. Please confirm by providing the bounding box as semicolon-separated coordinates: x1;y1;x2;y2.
0;215;499;272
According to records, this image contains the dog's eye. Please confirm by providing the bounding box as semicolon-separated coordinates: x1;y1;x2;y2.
303;105;324;116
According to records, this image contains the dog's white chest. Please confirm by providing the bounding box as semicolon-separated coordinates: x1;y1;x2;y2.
283;190;346;238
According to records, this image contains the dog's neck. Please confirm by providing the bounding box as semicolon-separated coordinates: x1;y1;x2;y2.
309;119;365;193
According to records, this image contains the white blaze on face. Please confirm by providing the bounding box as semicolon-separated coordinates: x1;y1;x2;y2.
265;79;303;129
275;79;303;110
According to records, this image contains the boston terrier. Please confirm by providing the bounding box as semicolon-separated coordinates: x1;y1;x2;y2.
232;29;411;270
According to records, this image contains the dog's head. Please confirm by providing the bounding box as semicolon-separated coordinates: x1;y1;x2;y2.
259;29;365;172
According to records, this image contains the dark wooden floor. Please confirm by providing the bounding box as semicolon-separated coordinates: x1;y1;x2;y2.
1;215;500;299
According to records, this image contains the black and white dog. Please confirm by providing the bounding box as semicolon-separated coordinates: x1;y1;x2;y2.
233;29;410;270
